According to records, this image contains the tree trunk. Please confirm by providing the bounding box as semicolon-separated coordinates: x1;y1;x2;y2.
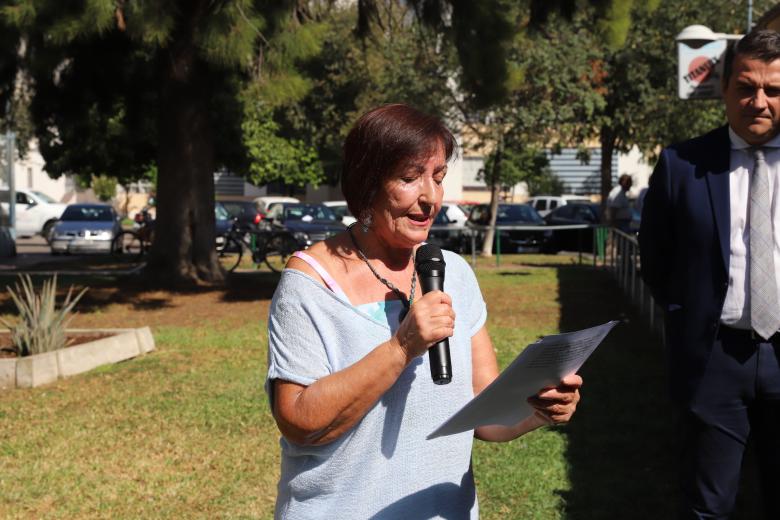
599;126;616;224
120;183;129;217
481;138;503;258
145;2;223;286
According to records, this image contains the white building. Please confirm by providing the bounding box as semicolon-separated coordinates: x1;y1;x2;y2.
1;138;70;202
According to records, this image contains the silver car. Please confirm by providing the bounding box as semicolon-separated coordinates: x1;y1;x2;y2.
50;204;122;254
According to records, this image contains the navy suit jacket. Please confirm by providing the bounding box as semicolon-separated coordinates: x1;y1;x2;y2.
639;125;732;404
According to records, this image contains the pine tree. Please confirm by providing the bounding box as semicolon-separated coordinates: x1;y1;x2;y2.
0;0;320;285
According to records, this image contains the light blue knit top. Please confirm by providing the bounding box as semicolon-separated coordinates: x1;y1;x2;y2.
266;251;487;519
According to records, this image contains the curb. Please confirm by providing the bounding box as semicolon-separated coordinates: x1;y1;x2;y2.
0;326;155;389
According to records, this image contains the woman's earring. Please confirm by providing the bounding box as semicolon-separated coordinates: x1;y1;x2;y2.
361;213;372;233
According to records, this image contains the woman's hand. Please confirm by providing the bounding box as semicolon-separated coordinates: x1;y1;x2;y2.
527;374;583;427
392;290;455;364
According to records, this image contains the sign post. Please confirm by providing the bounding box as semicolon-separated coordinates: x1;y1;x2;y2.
5;130;15;233
676;25;742;100
0;131;15;256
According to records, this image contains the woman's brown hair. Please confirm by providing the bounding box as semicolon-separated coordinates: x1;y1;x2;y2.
341;104;457;223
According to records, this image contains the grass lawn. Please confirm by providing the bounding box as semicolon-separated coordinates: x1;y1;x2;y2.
0;255;761;518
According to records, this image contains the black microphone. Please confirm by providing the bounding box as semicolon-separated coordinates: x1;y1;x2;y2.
415;244;452;385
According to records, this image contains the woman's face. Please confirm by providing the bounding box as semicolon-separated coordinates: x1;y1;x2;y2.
371;141;447;249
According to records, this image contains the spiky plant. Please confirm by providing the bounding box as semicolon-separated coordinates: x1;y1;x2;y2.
0;275;88;357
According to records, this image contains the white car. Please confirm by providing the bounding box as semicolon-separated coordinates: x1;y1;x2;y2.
322;201;357;226
440;203;468;226
526;195;592;218
253;196;300;214
0;189;67;239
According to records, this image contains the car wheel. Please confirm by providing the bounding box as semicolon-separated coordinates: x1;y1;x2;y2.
42;220;57;244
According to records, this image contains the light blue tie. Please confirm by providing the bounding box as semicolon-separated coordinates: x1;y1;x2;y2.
750;148;780;339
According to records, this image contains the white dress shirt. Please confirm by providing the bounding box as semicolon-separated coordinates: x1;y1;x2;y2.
720;127;780;327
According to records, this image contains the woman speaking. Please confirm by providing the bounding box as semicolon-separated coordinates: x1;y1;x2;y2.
266;104;582;519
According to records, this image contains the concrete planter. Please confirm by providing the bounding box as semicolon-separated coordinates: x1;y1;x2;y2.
0;327;154;389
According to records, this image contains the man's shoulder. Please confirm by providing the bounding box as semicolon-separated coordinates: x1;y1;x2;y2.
664;125;728;156
656;125;729;174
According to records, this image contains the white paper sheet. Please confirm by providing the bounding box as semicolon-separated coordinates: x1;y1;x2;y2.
427;320;619;439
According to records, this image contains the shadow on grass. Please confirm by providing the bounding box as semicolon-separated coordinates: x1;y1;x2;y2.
221;271;282;302
0;270;283;316
556;265;762;520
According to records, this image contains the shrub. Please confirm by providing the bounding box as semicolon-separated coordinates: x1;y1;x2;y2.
91;174;118;202
0;275;88;356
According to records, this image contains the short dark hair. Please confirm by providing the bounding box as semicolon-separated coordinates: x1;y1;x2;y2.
341;104;457;222
723;30;780;88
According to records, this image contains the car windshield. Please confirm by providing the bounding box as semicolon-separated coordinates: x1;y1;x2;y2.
283;204;338;222
329;205;351;219
434;211;450;225
497;204;544;224
215;203;231;220
60;206;114;221
31;191;57;204
221;201;255;217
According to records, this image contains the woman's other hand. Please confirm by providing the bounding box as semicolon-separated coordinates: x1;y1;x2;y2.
527;374;583;426
392;290;455;364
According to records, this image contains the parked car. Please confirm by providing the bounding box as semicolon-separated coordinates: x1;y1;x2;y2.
458;203;477;216
462;203;550;253
218;198;264;232
214;202;233;249
253;196;300;214
426;209;465;252
50;204;121;254
322;200;357;226
266;203;345;249
440;203;468;226
544;202;601;253
0;189;67;239
527;195;592;217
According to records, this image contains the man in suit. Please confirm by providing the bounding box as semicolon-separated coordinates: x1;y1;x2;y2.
640;30;780;519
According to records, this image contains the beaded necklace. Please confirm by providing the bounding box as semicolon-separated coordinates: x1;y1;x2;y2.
348;223;416;323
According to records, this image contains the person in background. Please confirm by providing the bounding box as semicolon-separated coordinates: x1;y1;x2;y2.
607;174;633;232
640;30;780;519
266;104;583;519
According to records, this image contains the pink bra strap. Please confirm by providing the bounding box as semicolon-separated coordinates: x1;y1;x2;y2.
292;251;350;301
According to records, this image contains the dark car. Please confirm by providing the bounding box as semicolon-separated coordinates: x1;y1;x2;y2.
218;199;264;232
266;203;346;249
462;203;550;253
544;202;600;253
426;209;464;252
214;202;233;249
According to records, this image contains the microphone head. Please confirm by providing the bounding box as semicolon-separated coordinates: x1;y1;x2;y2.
415;243;446;277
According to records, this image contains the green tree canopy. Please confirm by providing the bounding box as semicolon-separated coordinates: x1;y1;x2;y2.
0;0;670;280
0;0;326;285
574;0;775;209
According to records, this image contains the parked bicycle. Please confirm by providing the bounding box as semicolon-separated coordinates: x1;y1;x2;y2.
217;219;298;273
112;207;154;260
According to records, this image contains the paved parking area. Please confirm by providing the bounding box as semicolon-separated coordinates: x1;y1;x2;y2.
0;236;141;274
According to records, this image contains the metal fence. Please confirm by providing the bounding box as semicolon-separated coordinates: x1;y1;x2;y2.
466;223;663;335
604;228;663;335
466;223;607;268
